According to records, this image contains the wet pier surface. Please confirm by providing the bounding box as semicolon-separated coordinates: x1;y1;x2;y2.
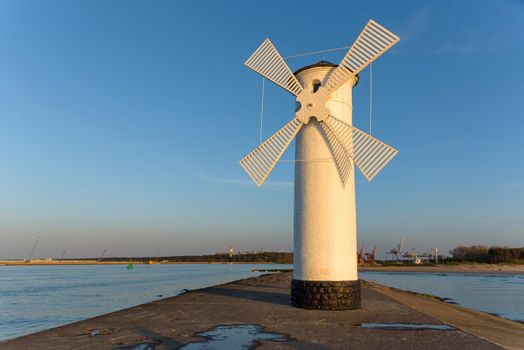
2;272;522;349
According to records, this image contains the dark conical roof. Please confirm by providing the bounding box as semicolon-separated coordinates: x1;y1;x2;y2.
293;60;359;87
293;60;337;75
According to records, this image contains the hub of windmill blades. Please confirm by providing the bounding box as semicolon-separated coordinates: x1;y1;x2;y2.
240;19;400;188
294;91;331;124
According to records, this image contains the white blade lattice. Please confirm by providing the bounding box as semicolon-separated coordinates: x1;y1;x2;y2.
319;122;353;186
322;20;399;96
240;118;302;187
324;116;397;181
244;39;303;96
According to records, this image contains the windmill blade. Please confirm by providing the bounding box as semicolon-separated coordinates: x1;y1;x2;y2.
240;118;302;187
351;126;398;181
324;116;398;181
319;121;353;186
322;20;400;95
244;39;303;96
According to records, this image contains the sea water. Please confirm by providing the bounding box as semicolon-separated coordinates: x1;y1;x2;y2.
0;263;291;341
1;265;523;341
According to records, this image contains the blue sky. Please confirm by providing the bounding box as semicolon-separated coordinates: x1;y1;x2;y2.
1;0;523;259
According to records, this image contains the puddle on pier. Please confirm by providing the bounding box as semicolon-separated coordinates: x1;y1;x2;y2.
179;324;288;349
113;324;288;350
358;323;455;331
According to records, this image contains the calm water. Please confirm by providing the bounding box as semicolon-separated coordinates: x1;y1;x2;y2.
0;263;291;341
360;271;524;323
1;266;523;342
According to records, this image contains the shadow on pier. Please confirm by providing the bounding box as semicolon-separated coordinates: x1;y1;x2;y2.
200;285;291;307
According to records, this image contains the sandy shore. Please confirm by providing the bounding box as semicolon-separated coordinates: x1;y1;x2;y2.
359;263;524;274
0;260;279;266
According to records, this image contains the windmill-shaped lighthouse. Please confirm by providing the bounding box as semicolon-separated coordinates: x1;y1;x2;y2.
240;20;400;309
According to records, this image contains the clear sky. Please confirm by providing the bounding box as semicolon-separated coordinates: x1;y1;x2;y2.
1;0;523;259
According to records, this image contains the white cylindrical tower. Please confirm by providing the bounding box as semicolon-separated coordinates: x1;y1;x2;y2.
291;61;360;310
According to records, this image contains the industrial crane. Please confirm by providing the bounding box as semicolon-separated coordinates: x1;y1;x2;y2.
366;246;377;265
25;236;39;263
386;236;405;262
357;244;365;265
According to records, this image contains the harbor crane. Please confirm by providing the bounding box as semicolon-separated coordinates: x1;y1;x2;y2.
357;244;365;265
25;236;39;262
97;248;107;262
417;247;439;264
366;246;377;265
432;247;439;263
386;236;405;262
403;248;421;264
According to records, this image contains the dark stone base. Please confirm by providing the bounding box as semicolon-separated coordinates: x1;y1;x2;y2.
290;279;361;310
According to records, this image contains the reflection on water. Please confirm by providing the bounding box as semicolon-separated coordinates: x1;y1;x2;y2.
360;271;524;322
0;264;291;341
179;324;288;350
112;325;288;350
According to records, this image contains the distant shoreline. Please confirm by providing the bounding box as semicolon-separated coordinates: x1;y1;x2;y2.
0;260;279;266
1;261;523;273
359;263;524;274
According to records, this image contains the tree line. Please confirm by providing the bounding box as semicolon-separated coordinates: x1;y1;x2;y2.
165;252;293;264
99;252;293;264
449;245;524;263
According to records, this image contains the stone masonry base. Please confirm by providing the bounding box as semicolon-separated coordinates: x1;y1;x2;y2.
290;279;361;310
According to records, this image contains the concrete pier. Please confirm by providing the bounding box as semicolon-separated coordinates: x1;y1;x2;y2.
2;272;522;349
